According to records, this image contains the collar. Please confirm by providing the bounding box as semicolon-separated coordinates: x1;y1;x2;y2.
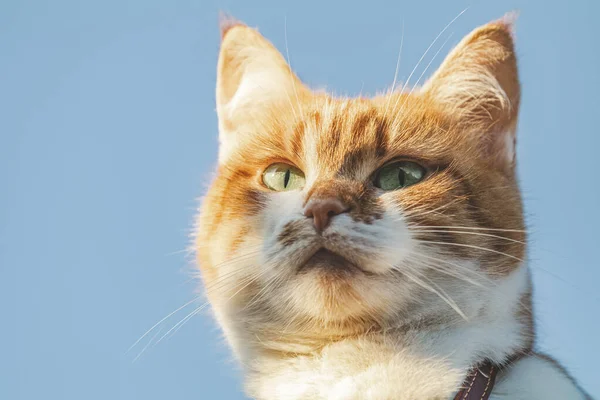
453;361;498;400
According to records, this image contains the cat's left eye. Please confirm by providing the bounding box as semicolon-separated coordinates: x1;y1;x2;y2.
262;163;306;191
374;161;426;190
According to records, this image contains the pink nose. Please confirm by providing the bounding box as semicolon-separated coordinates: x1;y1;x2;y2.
303;198;349;233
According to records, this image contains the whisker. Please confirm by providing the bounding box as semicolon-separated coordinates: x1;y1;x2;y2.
401;196;467;218
408;251;498;280
165;248;194;257
284;15;304;121
193;244;262;274
127;296;200;354
390;7;468;122
408;225;527;233
402;31;454;101
373;241;496;287
416;240;524;262
400;253;536;315
198;268;258;297
154;267;272;348
382;19;405;119
152;303;208;348
389;262;468;321
132;325;164;363
405;254;490;289
410;229;526;245
129;247;263;355
202;269;260;297
244;269;285;310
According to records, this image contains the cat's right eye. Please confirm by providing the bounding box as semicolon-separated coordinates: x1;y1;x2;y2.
374;161;426;191
262;163;306;191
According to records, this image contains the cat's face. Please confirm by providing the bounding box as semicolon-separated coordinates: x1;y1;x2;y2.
196;18;525;341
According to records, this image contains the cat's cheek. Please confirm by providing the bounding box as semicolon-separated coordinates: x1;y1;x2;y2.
261;191;305;232
357;207;415;274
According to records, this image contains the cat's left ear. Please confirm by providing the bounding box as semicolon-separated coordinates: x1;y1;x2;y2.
422;15;520;172
216;17;309;162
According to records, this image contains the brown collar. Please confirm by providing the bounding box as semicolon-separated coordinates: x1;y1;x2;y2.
453;361;498;400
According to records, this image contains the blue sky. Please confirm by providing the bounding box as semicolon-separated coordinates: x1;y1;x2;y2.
1;0;598;399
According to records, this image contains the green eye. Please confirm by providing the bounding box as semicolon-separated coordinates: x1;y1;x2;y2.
374;161;426;190
262;163;306;191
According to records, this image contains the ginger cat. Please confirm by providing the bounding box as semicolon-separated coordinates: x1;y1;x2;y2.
195;14;591;400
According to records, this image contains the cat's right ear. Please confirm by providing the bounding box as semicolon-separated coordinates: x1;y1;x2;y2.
216;16;308;162
421;15;520;174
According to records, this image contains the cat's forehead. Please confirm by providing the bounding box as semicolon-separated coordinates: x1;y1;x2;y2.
285;96;454;177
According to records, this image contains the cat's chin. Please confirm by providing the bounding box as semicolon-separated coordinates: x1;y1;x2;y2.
297;248;371;276
281;248;402;322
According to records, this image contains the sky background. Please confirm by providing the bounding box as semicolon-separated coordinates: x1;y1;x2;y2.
1;0;599;399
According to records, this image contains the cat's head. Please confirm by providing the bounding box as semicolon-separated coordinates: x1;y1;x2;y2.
196;16;526;346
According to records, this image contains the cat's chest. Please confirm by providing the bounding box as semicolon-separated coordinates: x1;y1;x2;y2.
247;342;467;400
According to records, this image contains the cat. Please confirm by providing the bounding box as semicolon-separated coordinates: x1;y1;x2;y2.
195;13;592;400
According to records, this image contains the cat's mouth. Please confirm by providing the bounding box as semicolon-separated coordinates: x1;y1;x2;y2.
298;248;369;275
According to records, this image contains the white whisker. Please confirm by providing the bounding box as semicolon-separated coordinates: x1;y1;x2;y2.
403;31;454;100
383;19;405;119
132;325;164;363
416;240;524;262
390;7;468;123
406;253;490;289
153;266;272;348
127;296;199;354
411;229;525;245
152;303;208;348
284;16;304;121
389;262;468;321
402;196;467;218
409;225;527;233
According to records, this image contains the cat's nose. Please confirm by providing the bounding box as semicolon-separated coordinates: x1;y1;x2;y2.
303;198;349;233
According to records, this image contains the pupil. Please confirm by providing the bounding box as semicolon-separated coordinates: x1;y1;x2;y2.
284;169;291;187
397;168;405;187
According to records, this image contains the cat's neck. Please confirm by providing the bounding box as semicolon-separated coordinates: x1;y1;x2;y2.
234;266;533;399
